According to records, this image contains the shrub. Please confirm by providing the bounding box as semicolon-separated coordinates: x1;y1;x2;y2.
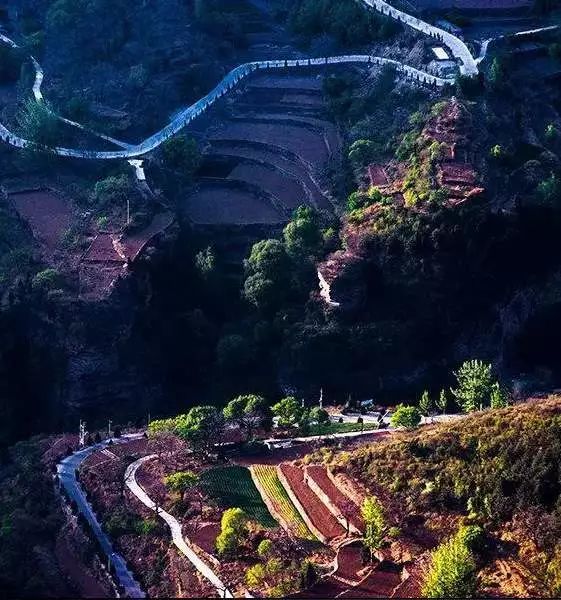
257;539;273;558
361;496;385;557
422;527;477;598
390;404;421;428
32;268;60;291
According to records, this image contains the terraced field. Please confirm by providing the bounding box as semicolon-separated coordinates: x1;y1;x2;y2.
199;465;276;527
251;465;316;541
305;465;364;532
183;72;339;225
278;463;346;543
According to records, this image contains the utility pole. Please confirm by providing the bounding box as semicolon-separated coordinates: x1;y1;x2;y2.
108;419;113;439
319;387;323;409
79;420;87;447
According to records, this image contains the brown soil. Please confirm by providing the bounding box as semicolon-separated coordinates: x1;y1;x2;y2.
305;465;364;532
183;185;285;224
228;162;306;211
120;211;174;261
333;542;369;583
340;561;402;598
189;523;220;556
9;188;71;252
55;528;113;598
279;463;345;542
210;122;329;165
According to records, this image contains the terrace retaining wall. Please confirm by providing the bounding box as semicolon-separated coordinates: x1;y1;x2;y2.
249;466;301;539
276;465;329;545
304;467;362;536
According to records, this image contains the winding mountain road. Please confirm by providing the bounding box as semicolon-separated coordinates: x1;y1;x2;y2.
56;434;146;599
0;54;450;160
0;0;487;161
124;455;233;598
361;0;478;77
5;0;549;163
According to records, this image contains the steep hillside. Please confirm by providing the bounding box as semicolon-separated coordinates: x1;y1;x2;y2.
328;396;561;597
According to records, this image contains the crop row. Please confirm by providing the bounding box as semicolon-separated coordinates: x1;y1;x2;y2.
252;465;316;541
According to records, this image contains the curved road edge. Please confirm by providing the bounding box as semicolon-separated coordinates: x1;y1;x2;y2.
56;434;146;599
124;455;234;599
0;54;450;160
360;0;478;76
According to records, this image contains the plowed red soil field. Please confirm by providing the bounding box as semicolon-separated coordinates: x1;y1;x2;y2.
289;575;349;598
340;562;402;598
334;542;367;583
10;189;71;250
210;122;328;165
306;465;364;532
279;464;345;542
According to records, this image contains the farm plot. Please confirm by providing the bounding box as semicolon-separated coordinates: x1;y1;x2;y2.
278;464;345;543
338;562;402;598
209;122;329;165
182;183;285;224
228;162;306;211
305;465;364;532
206;142;329;209
9;189;71;251
200;465;277;528
251;465;315;541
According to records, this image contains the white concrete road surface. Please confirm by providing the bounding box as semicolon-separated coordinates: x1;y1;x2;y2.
57;434;146;598
124;455;233;598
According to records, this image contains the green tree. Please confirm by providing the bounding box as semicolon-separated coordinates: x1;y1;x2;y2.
348;139;376;167
490;382;508;409
216;507;248;556
546;545;561;597
223;395;269;440
435;389;448;415
175;406;224;454
271;396;304;428
246;563;266;588
283;206;322;259
31;268;60;292
309;406;330;425
195;246;216;279
257;538;273;558
243;239;290;311
451;360;494;412
164;471;199;501
487;57;506;90
361;496;385;559
545;123;560;143
422;529;477;598
16;98;58;147
390;404;421;428
160;135;200;178
537;173;561;206
92;174;136;210
419;390;432;417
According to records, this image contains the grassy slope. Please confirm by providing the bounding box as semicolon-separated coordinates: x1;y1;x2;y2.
329;396;561;596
